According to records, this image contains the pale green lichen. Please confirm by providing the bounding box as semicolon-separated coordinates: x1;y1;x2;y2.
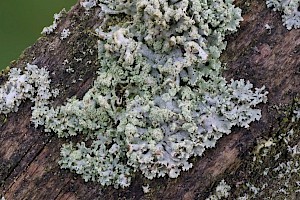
266;0;300;30
60;28;71;40
38;0;266;187
206;179;231;200
142;184;150;193
0;0;268;189
0;64;57;116
237;195;249;200
41;9;66;35
80;0;97;10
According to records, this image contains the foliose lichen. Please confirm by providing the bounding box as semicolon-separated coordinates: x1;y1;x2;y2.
60;28;71;40
39;0;267;188
0;63;58;117
206;179;231;200
266;0;300;30
80;0;97;10
0;0;268;189
41;9;66;35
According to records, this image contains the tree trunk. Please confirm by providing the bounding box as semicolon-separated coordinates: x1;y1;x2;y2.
0;0;300;199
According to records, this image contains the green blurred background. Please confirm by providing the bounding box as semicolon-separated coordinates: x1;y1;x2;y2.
0;0;77;70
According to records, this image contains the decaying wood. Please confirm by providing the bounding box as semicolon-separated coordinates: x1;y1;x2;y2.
0;0;299;199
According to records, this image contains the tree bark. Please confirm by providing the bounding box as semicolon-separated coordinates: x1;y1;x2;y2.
0;0;299;199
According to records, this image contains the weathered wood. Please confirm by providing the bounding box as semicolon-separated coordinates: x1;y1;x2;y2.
0;0;299;199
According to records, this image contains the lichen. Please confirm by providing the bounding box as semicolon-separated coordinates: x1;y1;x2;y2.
0;63;57;117
80;0;97;10
60;28;71;40
0;0;268;189
206;179;231;200
266;0;300;30
142;184;150;193
294;108;300;119
40;0;266;187
41;9;66;35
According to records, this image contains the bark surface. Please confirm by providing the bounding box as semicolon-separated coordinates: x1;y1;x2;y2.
0;1;299;199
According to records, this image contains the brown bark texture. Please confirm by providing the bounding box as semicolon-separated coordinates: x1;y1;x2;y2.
0;0;300;199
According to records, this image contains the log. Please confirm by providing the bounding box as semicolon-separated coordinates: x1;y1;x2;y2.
0;0;299;199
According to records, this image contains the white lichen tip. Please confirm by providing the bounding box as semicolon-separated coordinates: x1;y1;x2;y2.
41;9;65;35
206;179;231;200
60;28;71;40
81;0;97;10
294;108;300;119
142;184;150;194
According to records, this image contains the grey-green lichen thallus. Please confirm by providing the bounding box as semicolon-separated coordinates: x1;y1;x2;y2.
1;0;276;189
